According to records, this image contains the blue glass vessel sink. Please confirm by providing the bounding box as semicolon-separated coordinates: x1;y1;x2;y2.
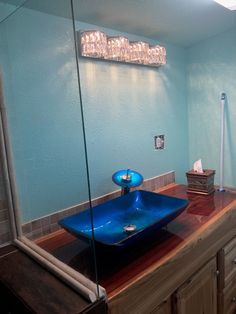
58;190;188;249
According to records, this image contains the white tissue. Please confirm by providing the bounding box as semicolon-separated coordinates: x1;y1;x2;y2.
193;159;203;173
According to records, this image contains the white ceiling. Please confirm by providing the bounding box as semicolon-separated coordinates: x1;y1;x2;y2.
1;0;236;47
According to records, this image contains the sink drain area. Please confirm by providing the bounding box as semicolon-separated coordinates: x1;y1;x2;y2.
123;224;137;234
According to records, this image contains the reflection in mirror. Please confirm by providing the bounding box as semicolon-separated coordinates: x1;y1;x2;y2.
1;0;190;304
71;0;180;298
0;0;101;300
72;0;179;202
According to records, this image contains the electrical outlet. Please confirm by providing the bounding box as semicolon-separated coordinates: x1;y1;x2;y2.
154;135;165;150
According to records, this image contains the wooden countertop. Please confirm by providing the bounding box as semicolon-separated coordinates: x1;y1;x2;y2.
35;183;236;313
106;184;236;313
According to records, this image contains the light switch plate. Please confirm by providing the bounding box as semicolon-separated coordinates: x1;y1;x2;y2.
154;135;165;149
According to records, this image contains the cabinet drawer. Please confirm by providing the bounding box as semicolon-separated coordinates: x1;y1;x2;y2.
219;278;236;314
218;237;236;289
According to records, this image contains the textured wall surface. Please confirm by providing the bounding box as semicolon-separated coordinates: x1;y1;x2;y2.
76;21;189;199
0;2;17;23
0;7;90;223
0;7;188;223
0;4;235;246
187;27;236;187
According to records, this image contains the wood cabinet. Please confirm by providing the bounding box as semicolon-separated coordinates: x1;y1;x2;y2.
218;236;236;314
173;236;236;314
174;258;217;314
107;185;236;314
149;298;171;314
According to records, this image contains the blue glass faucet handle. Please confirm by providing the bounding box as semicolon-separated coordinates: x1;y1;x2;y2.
112;169;143;188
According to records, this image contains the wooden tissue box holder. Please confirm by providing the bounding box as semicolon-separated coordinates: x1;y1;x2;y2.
186;169;215;195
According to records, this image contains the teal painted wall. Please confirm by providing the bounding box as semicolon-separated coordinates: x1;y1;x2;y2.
0;7;188;222
187;27;236;187
0;6;90;222
0;2;17;23
77;22;189;198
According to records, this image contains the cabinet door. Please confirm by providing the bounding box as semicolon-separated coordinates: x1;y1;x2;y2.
149;298;171;314
174;258;217;314
218;236;236;290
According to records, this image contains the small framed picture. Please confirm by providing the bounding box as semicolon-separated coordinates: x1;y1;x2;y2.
154;135;165;150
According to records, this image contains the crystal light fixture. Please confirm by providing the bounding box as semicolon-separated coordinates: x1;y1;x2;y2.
80;30;107;58
106;36;129;61
79;30;166;67
129;41;149;64
159;46;166;65
149;45;166;65
149;45;161;65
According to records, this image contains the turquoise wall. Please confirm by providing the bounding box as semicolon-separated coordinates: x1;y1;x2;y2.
0;7;188;222
187;27;236;187
0;2;17;23
77;21;189;198
0;6;90;222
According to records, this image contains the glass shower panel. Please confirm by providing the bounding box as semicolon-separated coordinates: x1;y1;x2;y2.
0;0;99;296
72;0;166;293
0;0;27;23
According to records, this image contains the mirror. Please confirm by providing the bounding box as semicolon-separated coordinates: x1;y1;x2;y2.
0;0;100;297
0;0;187;295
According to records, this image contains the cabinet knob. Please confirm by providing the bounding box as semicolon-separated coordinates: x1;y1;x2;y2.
232;259;236;264
215;270;220;276
232;297;236;303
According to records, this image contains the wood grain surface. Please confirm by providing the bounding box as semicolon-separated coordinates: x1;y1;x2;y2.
36;184;236;313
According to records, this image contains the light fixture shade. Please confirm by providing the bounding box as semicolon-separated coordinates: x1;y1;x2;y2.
106;36;129;61
129;41;149;64
160;46;166;65
149;45;161;65
149;45;166;65
80;30;107;58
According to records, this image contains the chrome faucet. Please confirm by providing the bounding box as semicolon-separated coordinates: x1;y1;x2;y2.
121;169;132;195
